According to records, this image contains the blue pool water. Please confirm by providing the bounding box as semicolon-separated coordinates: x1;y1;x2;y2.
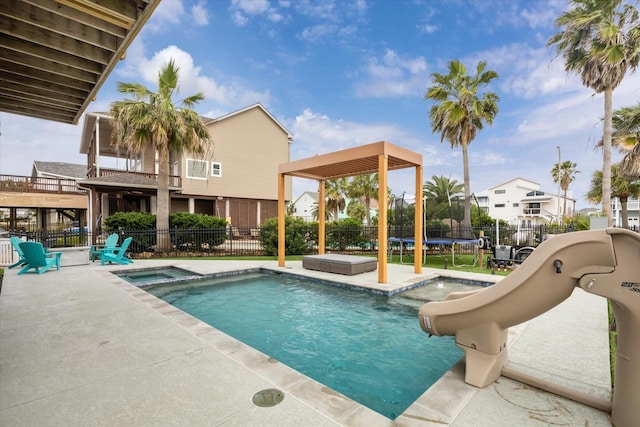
145;272;464;419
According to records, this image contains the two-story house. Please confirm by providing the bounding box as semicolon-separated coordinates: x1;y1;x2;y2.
475;178;574;226
77;103;293;231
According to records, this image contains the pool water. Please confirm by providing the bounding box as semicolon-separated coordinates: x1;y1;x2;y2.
116;266;202;286
145;272;466;419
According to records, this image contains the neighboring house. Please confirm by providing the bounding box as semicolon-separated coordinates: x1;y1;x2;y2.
77;103;293;230
291;191;319;222
612;196;639;229
475;178;574;226
30;161;89;229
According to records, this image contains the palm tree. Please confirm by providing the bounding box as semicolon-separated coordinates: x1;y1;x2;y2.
325;178;347;221
423;175;464;205
587;163;640;228
346;199;367;223
548;0;640;226
346;174;378;225
425;60;499;228
611;102;640;178
111;59;211;251
551;160;580;219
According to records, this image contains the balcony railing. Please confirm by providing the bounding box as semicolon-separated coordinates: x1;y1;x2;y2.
0;175;85;194
89;167;181;187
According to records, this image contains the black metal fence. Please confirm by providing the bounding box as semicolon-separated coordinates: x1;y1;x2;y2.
6;223;636;260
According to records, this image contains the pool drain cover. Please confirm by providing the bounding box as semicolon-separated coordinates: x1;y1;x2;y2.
252;389;284;407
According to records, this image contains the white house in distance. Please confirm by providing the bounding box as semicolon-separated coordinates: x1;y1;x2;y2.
290;191;319;222
612;196;639;229
475;178;574;226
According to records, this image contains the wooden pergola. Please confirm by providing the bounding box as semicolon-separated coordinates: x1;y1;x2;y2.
277;141;423;283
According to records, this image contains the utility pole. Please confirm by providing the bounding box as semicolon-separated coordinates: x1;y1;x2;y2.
556;146;561;224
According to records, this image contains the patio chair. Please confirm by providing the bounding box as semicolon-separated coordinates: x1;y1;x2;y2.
101;237;134;265
8;236;28;269
91;233;120;262
17;241;62;275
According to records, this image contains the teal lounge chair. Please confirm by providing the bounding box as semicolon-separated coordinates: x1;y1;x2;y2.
18;242;62;275
8;236;28;269
91;233;120;262
101;237;133;265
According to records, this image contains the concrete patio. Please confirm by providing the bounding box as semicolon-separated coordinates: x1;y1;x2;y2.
0;260;612;426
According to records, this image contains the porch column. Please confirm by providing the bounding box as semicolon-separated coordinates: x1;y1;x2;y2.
414;164;423;274
278;173;286;267
318;180;326;254
378;154;388;283
188;198;195;214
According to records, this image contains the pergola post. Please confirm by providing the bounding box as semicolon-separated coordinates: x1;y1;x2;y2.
378;154;388;283
414;165;423;274
318;180;326;254
278;173;286;267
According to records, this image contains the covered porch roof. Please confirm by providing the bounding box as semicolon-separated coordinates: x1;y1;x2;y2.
277;141;424;283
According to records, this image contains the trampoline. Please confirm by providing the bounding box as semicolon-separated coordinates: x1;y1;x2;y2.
388;237;479;265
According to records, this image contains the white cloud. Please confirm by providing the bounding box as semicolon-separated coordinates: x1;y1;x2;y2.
354;49;429;97
230;0;283;26
144;0;185;30
115;44;271;109
191;2;209;26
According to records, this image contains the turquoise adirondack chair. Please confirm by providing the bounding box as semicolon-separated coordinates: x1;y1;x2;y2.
8;236;28;269
101;237;134;265
91;233;120;262
17;242;62;275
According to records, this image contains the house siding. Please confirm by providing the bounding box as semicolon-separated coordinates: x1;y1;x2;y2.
180;106;292;201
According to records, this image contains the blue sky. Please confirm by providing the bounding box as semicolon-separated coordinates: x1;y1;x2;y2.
2;0;640;211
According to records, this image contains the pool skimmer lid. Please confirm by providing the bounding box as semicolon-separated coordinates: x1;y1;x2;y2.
252;389;284;407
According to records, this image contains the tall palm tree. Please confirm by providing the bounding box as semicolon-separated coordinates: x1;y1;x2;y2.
325;178;347;221
425;60;499;228
587;163;640;228
347;174;378;225
551;160;580;219
611;102;640;178
346;199;367;223
423;175;464;205
111;59;211;251
548;0;640;226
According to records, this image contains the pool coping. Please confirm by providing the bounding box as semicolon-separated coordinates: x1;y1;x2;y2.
99;263;522;425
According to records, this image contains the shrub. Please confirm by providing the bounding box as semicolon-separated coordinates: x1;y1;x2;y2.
326;217;368;251
260;216;315;256
169;213;227;250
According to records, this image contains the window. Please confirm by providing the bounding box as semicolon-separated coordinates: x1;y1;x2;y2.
212;162;222;177
513;203;519;207
526;190;545;196
494;203;505;208
494;189;506;194
186;159;208;179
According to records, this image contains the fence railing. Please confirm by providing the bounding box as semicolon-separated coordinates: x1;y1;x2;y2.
3;223;636;266
0;175;85;194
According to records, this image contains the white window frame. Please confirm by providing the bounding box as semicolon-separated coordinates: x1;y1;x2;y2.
186;158;209;180
211;162;222;177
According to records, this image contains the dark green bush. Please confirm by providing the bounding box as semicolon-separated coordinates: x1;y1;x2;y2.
103;212;156;231
260;216;315;256
326;217;368;251
169;213;227;250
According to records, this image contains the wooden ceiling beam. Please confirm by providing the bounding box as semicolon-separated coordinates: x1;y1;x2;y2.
3;50;98;84
0;74;88;102
2;0;121;53
0;34;104;74
0;60;94;92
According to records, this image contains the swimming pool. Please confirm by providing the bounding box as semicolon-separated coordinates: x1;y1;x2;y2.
143;271;468;419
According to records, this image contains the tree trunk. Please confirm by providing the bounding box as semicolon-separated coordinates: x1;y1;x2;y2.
461;141;471;228
562;187;568;221
621;196;629;229
603;87;613;227
156;152;171;252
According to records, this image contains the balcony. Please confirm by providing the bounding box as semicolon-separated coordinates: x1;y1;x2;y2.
88;167;181;187
0;175;85;194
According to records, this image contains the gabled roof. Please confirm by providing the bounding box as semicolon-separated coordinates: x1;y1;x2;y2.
0;0;160;124
292;191;319;205
79;104;284;156
487;177;539;191
213;103;292;140
33;161;87;179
